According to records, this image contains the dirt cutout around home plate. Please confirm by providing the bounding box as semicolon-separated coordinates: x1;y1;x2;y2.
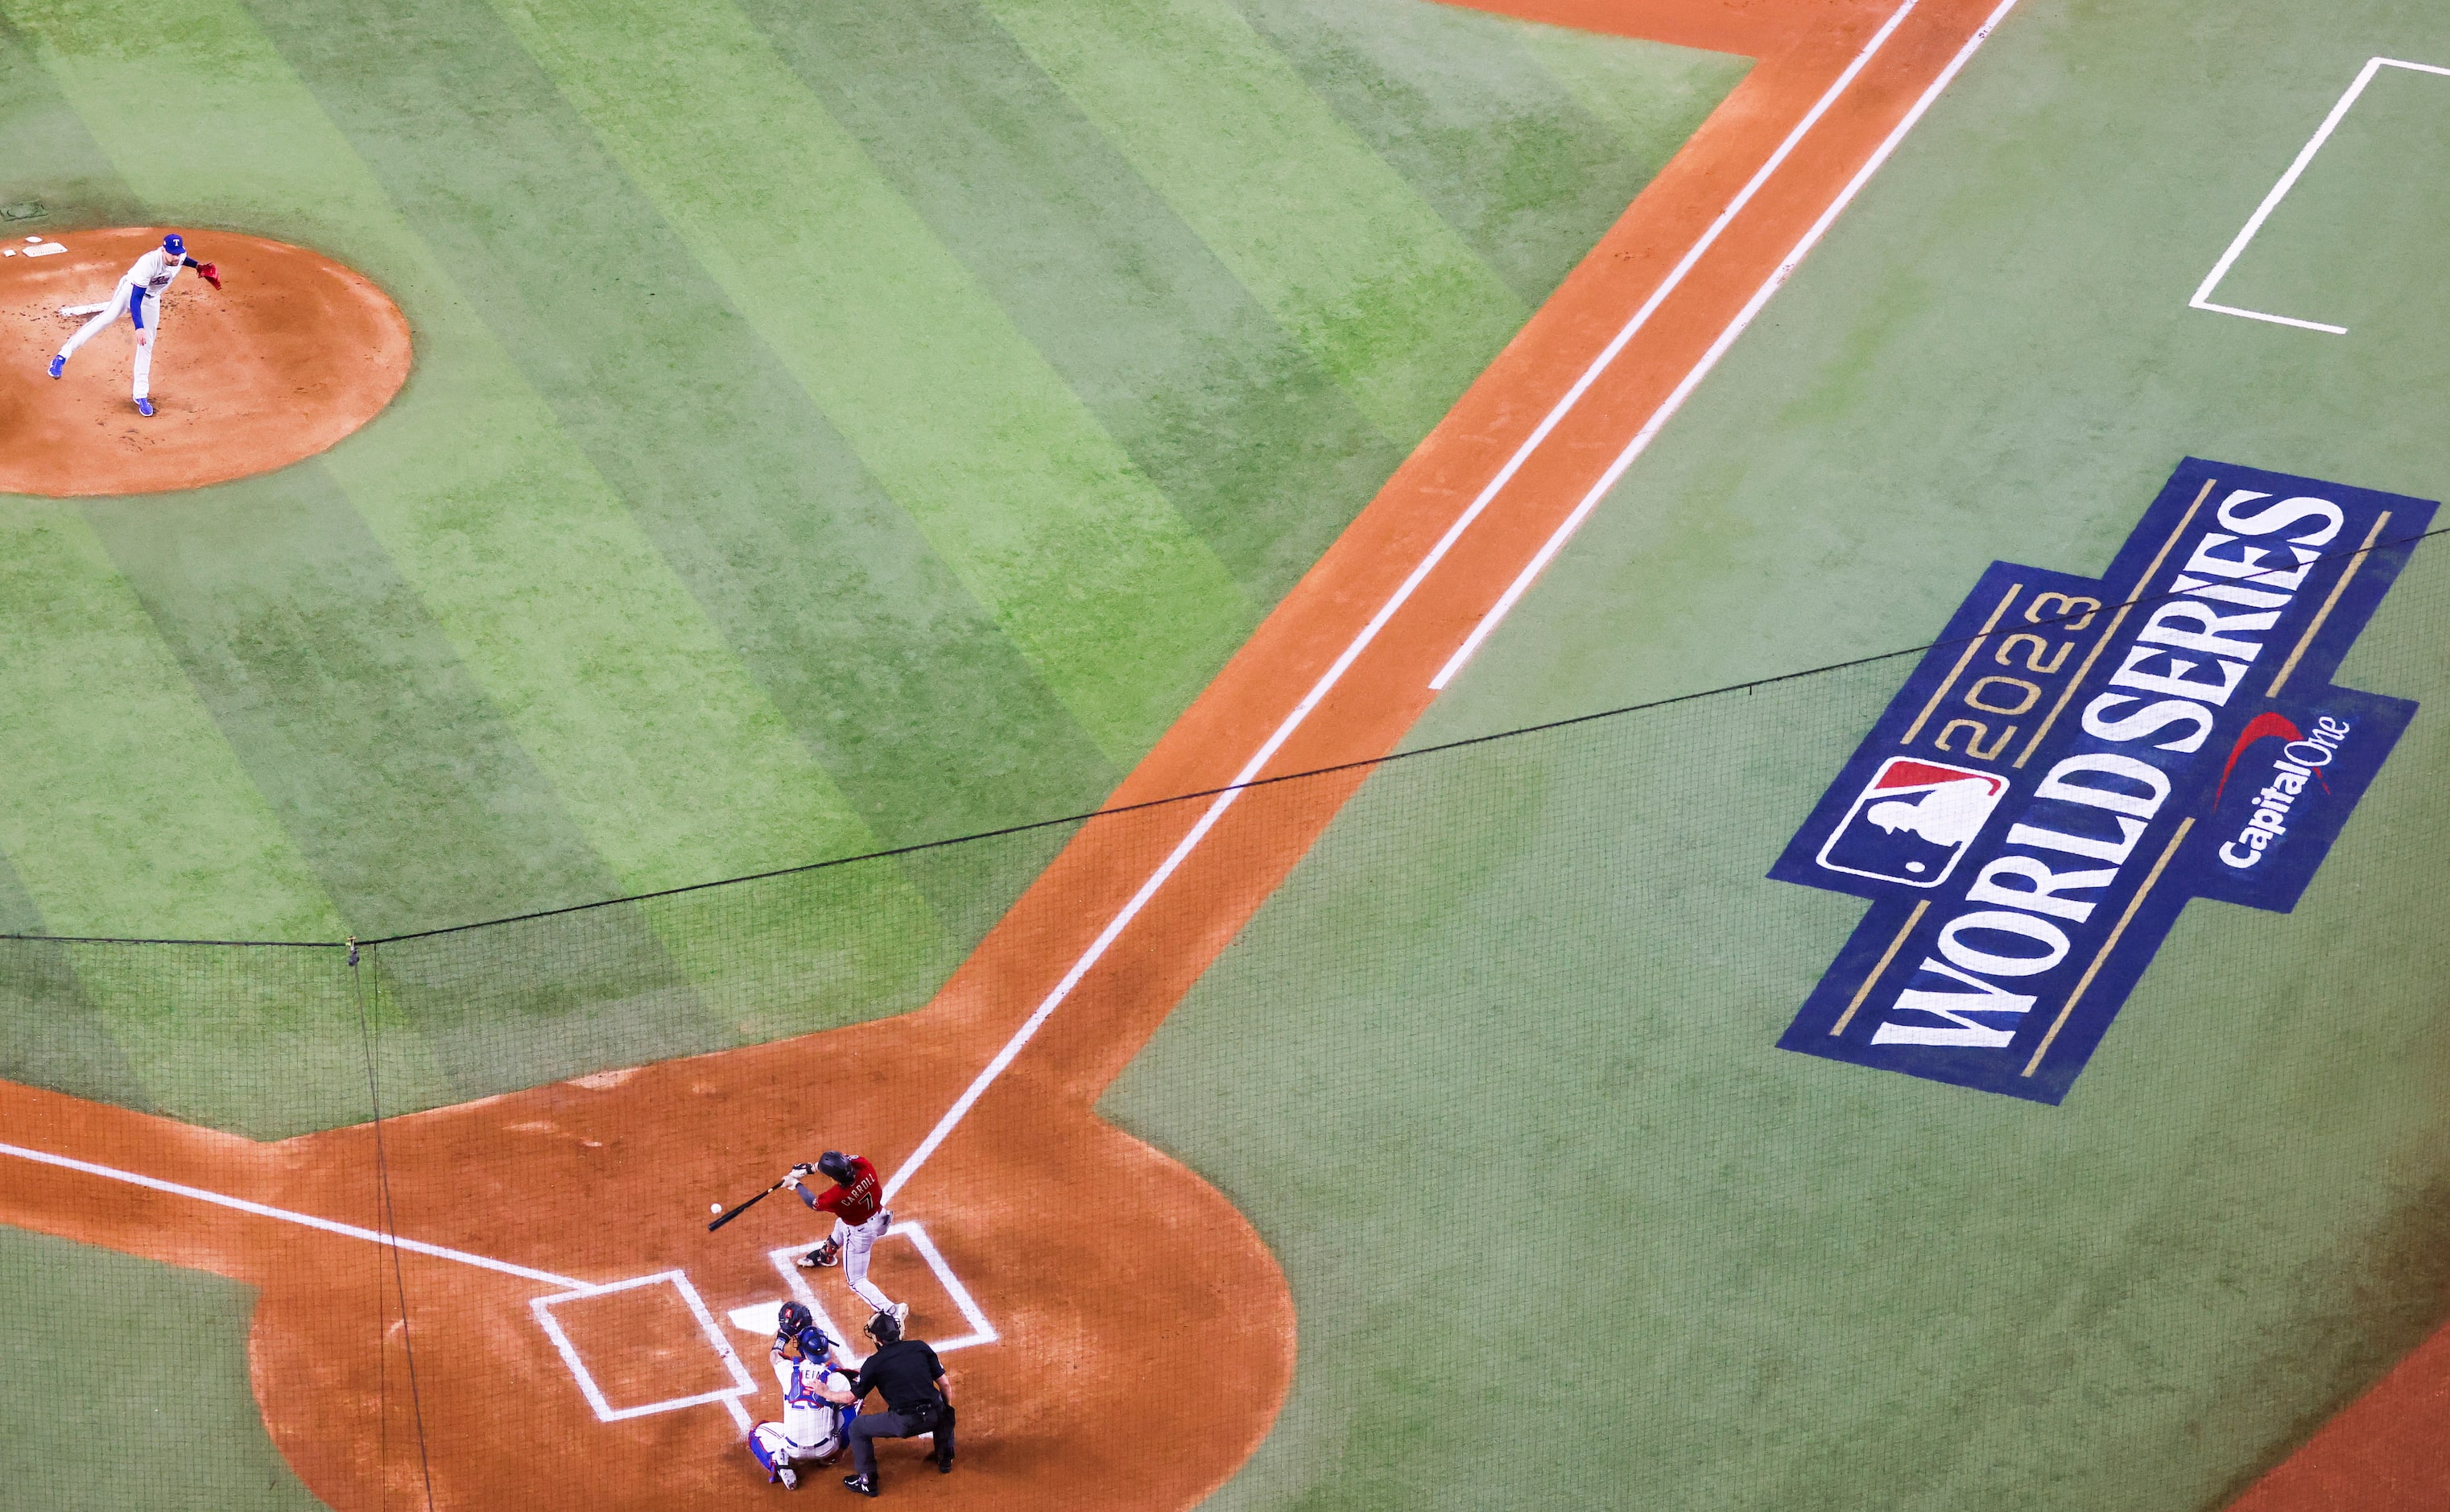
0;227;409;497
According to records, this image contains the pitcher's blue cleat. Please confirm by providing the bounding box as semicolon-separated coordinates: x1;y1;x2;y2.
47;355;64;378
135;397;154;416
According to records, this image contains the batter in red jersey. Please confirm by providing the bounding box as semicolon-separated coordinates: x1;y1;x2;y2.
790;1151;907;1328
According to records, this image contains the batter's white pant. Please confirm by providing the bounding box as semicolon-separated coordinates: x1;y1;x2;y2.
56;286;160;399
836;1208;894;1314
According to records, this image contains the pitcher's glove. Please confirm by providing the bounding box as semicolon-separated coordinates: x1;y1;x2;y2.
198;262;221;290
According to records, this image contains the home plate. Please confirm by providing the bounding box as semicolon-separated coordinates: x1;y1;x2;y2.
728;1301;783;1333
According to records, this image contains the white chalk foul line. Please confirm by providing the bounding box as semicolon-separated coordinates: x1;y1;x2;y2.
883;0;1927;1203
2188;56;2450;337
0;1138;586;1289
1432;0;2022;691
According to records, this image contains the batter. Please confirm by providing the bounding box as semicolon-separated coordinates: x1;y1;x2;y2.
48;232;221;415
790;1151;909;1328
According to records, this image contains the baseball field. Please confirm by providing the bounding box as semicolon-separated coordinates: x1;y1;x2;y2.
3;0;2448;1506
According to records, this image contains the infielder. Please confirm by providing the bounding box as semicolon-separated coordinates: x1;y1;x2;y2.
746;1303;857;1489
47;233;221;415
790;1151;908;1329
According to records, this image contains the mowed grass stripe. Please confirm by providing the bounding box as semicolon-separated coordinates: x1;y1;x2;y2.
3;0;887;897
1237;0;1754;306
0;503;343;943
1512;23;1754;180
492;0;1252;763
737;0;1405;608
976;0;1527;444
243;0;1124;852
83;474;632;937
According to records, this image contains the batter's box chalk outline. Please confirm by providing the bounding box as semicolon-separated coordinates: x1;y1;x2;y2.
530;1269;758;1431
766;1219;999;1361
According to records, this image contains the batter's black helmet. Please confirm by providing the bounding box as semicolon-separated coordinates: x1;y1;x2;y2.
816;1151;854;1184
865;1309;901;1346
776;1301;813;1338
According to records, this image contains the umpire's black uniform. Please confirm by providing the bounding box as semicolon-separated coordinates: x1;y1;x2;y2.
843;1323;954;1492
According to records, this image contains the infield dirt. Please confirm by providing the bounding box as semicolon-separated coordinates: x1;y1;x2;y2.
0;227;408;497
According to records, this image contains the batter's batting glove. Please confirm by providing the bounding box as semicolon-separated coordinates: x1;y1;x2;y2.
789;1162;816;1178
198;262;221;289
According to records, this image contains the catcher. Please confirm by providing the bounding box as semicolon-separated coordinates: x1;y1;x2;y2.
746;1302;857;1489
48;233;221;415
790;1151;907;1329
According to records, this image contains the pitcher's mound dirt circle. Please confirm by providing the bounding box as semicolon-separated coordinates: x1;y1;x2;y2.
0;227;410;497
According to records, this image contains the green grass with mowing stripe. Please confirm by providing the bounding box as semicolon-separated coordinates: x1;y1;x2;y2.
0;1228;324;1512
1108;1;2450;1506
0;0;1747;1112
0;502;341;940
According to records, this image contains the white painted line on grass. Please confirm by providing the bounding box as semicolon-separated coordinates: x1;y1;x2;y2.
1431;0;2022;692
883;0;1929;1205
2189;56;2450;335
530;1269;758;1431
0;1138;585;1289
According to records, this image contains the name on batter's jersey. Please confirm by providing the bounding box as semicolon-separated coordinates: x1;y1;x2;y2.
819;1158;882;1223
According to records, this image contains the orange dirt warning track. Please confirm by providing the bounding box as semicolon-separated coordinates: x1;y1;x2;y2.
15;4;2397;1510
0;227;408;496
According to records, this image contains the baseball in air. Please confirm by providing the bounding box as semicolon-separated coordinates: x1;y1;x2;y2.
710;1202;725;1214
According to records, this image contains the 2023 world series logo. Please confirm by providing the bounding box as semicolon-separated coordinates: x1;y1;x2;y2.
1772;459;2436;1103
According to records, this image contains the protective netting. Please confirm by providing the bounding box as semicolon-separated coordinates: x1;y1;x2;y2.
0;528;2444;1510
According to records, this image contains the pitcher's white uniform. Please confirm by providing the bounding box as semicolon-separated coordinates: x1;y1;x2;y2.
748;1334;852;1485
52;234;217;411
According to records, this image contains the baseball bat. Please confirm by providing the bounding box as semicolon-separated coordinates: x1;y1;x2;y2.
708;1170;799;1232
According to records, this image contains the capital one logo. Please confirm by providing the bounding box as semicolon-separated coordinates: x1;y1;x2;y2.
1770;461;2435;1104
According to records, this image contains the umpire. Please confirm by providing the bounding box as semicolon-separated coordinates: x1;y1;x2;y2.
838;1309;954;1496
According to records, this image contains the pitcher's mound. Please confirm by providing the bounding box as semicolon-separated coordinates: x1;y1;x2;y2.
0;228;411;498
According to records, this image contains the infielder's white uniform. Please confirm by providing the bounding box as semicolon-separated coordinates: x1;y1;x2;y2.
56;246;195;402
749;1341;851;1481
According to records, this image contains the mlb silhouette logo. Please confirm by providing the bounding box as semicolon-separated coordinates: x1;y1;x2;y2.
1816;758;2008;888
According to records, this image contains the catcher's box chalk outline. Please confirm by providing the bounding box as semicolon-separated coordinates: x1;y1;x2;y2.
2190;56;2450;336
530;1270;759;1431
766;1221;999;1362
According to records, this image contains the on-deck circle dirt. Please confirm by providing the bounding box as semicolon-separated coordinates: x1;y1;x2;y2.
0;227;410;498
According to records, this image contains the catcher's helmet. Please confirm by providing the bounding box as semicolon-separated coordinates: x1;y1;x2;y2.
776;1300;813;1338
816;1151;855;1184
162;233;185;257
795;1326;833;1361
864;1309;901;1346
